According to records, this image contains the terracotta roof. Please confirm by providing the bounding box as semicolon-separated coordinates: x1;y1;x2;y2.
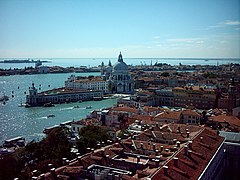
210;114;240;127
182;109;201;117
151;129;224;180
112;107;138;113
155;111;182;121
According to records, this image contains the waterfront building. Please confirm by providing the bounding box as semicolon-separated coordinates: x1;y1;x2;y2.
65;75;108;93
26;83;103;106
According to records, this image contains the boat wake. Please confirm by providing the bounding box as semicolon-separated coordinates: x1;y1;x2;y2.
37;116;48;119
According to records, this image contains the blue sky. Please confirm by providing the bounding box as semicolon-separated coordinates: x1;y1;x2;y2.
0;0;239;58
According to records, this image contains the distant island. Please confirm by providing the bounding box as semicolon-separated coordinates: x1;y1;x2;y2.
0;59;50;63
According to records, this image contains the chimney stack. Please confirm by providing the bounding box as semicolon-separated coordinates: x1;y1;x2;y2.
137;156;140;164
184;144;188;155
200;136;203;142
62;157;67;165
177;141;180;148
160;145;164;152
186;131;190;138
189;141;192;149
153;143;156;151
188;150;192;158
173;157;178;166
163;166;168;176
40;174;45;180
50;168;57;180
140;143;144;149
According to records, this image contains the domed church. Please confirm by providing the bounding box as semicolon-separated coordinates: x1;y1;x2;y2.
102;52;134;94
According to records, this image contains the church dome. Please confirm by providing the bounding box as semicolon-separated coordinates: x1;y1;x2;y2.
113;52;128;71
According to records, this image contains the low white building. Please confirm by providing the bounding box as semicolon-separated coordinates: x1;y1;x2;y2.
65;75;109;93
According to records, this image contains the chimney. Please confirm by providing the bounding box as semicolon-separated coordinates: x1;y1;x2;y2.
91;148;94;153
65;159;69;165
163;166;168;176
173;157;178;166
50;168;57;180
156;122;159;127
188;150;192;158
165;149;169;153
155;149;159;155
48;164;53;170
62;157;67;165
40;174;45;180
176;141;180;148
184;144;188;155
77;156;81;163
160;145;164;152
153;143;156;151
177;126;181;133
173;146;177;151
137;156;140;164
32;177;37;180
189;141;193;149
32;170;38;176
173;139;177;145
140;143;144;149
200;136;203;142
186;131;190;138
105;154;110;164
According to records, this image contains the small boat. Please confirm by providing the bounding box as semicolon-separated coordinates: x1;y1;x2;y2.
43;102;55;107
0;95;9;102
47;114;55;118
74;105;80;108
86;105;92;109
25;103;31;108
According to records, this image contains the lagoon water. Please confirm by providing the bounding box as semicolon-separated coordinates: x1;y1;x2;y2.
0;58;239;69
0;72;117;144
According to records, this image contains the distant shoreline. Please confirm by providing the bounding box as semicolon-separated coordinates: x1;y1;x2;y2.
0;59;50;63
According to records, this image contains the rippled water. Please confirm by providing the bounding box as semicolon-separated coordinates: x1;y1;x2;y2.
0;72;117;143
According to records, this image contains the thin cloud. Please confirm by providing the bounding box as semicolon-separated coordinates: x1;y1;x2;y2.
223;20;240;26
167;38;203;43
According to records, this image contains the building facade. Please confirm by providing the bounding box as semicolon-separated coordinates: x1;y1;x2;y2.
65;75;108;93
173;86;217;109
26;83;103;106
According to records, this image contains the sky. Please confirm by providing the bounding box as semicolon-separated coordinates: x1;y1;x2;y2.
0;0;239;58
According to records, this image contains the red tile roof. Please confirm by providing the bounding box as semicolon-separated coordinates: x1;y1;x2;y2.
151;129;224;180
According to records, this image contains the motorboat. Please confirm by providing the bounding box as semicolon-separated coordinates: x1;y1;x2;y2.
86;105;92;109
0;95;9;102
44;102;55;107
47;114;55;118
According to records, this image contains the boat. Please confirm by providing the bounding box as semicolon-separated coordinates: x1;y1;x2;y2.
0;95;9;102
86;105;92;109
25;103;31;108
74;105;80;108
47;114;55;118
43;102;55;107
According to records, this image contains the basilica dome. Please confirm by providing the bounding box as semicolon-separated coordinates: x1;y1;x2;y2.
113;52;128;71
